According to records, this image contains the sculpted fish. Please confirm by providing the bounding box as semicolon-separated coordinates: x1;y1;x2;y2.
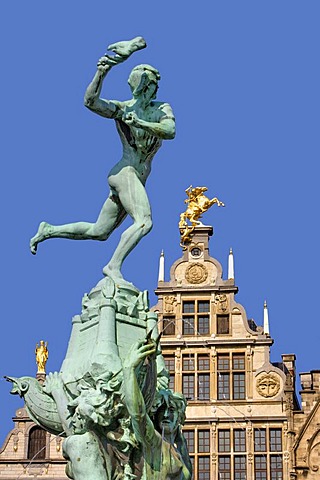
5;376;64;436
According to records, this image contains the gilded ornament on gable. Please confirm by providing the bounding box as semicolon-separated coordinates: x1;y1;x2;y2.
256;372;281;398
179;186;224;249
185;263;208;284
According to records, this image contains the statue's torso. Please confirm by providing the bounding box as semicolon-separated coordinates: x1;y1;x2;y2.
108;100;173;182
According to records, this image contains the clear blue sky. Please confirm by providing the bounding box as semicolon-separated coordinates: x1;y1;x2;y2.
1;1;319;444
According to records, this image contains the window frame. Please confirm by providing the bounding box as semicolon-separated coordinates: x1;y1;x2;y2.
181;352;211;402
182;299;211;336
217;353;246;401
184;426;211;480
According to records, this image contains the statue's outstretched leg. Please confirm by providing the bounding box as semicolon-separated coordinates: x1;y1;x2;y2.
103;170;152;282
30;193;126;254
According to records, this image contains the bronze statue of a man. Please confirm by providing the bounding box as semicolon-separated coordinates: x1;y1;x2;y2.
30;37;175;286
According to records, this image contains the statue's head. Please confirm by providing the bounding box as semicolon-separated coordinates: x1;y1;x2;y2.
128;64;160;99
151;389;187;435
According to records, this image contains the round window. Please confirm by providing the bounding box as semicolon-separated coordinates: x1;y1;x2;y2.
190;247;202;257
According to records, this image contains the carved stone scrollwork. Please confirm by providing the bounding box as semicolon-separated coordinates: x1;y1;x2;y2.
285;396;294;412
256;372;281;398
307;429;320;472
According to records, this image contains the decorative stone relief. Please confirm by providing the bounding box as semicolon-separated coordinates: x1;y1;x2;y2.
308;429;320;472
164;295;177;314
12;430;19;452
56;436;62;452
175;348;182;373
284;451;290;463
185;263;208;284
215;294;228;313
256;372;281;397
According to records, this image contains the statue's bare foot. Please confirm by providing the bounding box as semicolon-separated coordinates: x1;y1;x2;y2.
103;264;139;293
30;222;52;255
103;264;124;282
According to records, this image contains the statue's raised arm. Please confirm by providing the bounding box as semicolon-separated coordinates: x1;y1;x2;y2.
30;37;175;289
122;341;192;479
84;36;146;118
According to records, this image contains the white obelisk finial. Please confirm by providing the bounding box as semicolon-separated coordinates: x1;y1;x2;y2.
228;247;234;280
158;250;165;282
263;300;270;335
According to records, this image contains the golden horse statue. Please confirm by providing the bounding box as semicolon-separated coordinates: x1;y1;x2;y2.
179;186;224;248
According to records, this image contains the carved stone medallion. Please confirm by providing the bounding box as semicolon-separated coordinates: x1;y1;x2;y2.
185;263;208;284
256;372;280;398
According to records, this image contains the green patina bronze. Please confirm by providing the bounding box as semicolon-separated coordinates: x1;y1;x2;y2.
30;35;175;288
7;37;191;480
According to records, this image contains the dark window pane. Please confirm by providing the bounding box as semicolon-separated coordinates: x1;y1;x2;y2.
183;316;195;335
198;430;210;453
198;356;210;371
164;356;175;390
184;430;195;453
164;357;175;372
182;374;195;400
233;354;245;370
198;300;210;313
28;427;46;460
162;317;175;335
270;429;282;452
198;456;210;480
233;373;246;400
218;373;230;400
218;430;231;453
234;455;246;480
190;457;194;479
218;456;231;480
254;455;267;480
183;301;195;313
234;430;246;452
254;429;266;452
198;374;210;400
183;356;195;371
198;315;209;335
190;456;194;475
218;355;230;370
217;314;230;334
270;455;283;480
168;375;175;390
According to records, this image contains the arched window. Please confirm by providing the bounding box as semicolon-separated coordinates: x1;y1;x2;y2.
28;427;46;460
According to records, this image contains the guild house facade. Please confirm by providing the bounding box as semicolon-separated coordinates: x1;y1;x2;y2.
1;225;320;479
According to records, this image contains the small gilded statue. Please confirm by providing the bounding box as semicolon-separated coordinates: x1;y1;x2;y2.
179;186;224;248
35;340;48;374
